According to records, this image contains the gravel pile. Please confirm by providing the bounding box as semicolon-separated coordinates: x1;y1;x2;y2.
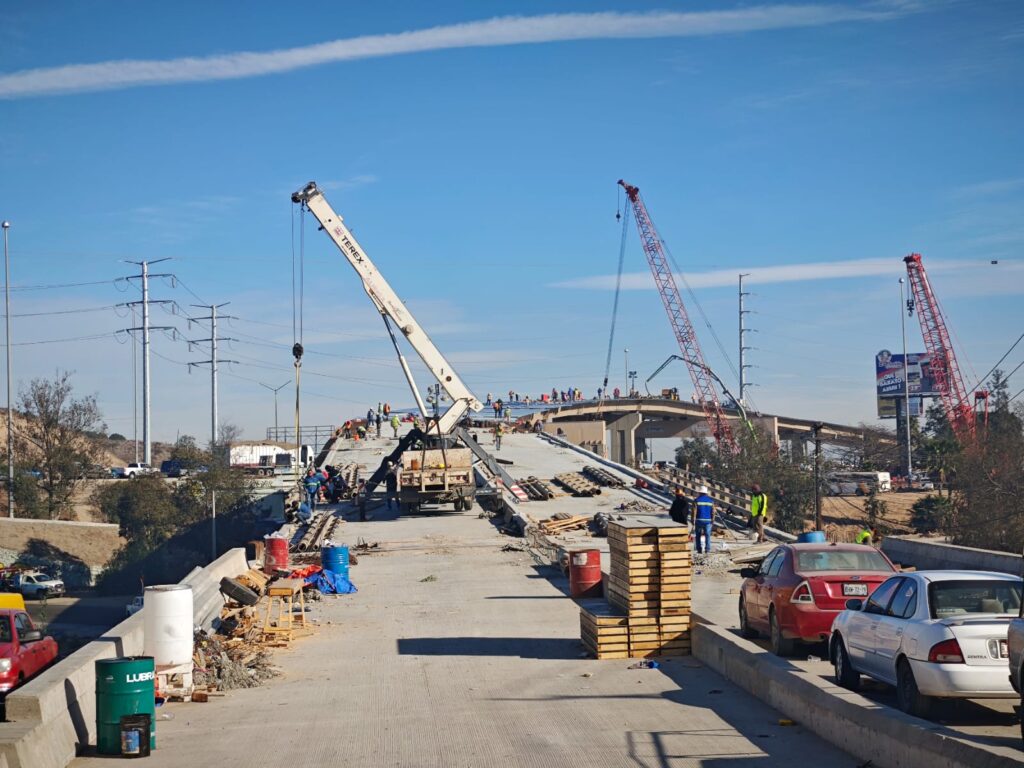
691;552;733;575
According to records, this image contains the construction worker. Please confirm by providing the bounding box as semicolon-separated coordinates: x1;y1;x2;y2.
390;413;401;438
342;420;352;439
303;469;321;511
669;488;690;526
384;461;399;511
493;421;504;451
375;411;382;438
694;485;715;554
856;527;878;546
749;483;768;543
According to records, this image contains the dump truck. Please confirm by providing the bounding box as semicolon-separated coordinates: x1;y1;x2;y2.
399;447;475;513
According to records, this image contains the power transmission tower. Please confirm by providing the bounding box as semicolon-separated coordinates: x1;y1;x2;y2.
738;273;755;405
120;259;175;465
188;303;236;450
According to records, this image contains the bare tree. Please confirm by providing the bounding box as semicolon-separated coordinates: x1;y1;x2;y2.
15;371;104;519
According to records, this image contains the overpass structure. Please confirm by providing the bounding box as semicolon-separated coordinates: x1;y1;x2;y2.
531;397;872;465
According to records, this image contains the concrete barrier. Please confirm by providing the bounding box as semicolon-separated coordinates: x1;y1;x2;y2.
0;547;249;768
692;619;1023;768
883;536;1023;576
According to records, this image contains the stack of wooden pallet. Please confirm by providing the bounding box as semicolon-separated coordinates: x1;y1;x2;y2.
578;599;630;659
600;517;691;657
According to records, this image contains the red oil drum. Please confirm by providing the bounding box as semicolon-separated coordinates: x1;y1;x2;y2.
568;549;602;598
264;537;289;574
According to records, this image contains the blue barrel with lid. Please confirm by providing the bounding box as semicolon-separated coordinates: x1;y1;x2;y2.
796;531;826;543
321;545;350;579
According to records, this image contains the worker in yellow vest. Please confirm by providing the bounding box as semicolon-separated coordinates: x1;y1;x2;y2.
856;527;878;546
749;483;768;543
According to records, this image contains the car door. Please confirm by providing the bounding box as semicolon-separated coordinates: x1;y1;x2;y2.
763;549;789;620
845;575;901;671
751;550;781;628
872;578;918;684
13;612;34;676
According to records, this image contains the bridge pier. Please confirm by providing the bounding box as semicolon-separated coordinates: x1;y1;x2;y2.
608;412;642;465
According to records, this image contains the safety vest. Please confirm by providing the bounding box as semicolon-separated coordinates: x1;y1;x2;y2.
695;494;714;523
855;529;872;545
751;492;768;518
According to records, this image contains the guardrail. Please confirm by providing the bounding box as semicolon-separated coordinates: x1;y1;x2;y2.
0;547;249;768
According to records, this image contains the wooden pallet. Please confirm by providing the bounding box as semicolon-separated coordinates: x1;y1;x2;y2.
539;514;591;534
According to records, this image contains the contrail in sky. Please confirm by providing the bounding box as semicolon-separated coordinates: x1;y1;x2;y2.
0;5;913;98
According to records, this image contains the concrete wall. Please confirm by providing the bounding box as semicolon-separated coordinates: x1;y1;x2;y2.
541;420;605;455
692;619;1023;768
0;547;249;768
882;536;1022;576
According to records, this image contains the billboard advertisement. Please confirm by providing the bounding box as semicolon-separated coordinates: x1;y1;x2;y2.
876;350;936;419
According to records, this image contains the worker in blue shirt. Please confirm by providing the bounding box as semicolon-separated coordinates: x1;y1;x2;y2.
694;485;715;554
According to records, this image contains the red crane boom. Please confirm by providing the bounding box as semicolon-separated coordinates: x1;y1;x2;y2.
903;253;976;441
618;180;737;453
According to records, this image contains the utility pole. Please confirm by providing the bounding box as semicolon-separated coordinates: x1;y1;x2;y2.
131;306;139;463
899;278;914;483
121;259;174;466
188;303;235;450
2;221;12;518
738;274;753;405
260;381;289;435
812;421;824;531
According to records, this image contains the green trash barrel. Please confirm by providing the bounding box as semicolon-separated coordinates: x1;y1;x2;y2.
95;656;156;755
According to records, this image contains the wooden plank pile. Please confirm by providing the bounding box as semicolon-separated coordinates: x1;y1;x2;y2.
553;472;602;497
539;513;591;534
579;516;691;658
578;598;629;659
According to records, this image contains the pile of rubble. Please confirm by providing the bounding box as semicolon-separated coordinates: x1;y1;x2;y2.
614;500;660;514
192;629;279;691
691;551;733;575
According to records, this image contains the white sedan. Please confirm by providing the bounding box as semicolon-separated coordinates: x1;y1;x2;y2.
830;570;1022;718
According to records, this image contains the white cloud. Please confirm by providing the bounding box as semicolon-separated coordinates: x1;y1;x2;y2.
550;256;993;291
0;5;913;98
951;178;1024;200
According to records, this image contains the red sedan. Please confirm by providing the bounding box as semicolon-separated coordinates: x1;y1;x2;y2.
0;609;58;693
739;543;897;656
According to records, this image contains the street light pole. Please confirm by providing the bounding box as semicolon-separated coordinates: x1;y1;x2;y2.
624;348;629;396
260;381;289;436
899;278;914;483
2;221;12;518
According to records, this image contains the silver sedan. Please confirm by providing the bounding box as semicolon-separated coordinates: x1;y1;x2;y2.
829;570;1022;718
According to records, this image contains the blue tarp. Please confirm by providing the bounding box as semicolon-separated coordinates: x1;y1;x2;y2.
305;568;357;595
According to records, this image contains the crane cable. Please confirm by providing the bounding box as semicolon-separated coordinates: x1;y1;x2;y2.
601;202;631;404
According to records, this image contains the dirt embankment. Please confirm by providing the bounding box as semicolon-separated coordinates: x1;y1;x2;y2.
0;517;123;567
813;490;934;540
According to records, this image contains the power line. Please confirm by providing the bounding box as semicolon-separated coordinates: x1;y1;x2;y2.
1;304;116;318
0;332;116;346
0;279;120;292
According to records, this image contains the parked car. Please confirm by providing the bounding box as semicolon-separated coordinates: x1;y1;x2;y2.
0;608;59;693
112;462;160;479
75;462;112;480
739;542;897;655
1001;594;1024;746
12;571;65;600
831;570;1022;718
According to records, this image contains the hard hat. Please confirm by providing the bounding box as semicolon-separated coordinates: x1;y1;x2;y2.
699;485;708;494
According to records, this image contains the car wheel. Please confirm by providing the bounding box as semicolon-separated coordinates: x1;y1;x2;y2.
832;636;860;691
896;659;933;719
463;496;473;511
769;607;795;657
127;472;136;479
739;597;758;639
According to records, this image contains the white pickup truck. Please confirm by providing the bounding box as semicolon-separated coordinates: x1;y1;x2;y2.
13;572;65;600
112;462;161;479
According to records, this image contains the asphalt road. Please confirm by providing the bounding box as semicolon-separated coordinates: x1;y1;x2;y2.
24;593;131;657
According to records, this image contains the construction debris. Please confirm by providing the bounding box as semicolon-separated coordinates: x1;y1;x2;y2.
691;551;732;575
591;510;623;537
539;514;591;534
615;500;660;514
192;628;279;691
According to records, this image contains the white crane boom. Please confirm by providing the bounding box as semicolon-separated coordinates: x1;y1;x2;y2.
291;181;483;434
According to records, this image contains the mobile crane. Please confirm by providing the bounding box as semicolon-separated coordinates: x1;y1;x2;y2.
292;182;485;511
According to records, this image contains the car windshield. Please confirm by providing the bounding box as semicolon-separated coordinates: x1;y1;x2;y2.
795;550;894;572
35;574;51;581
928;579;1023;618
0;620;9;643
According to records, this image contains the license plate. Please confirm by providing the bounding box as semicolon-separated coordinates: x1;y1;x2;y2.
843;583;868;596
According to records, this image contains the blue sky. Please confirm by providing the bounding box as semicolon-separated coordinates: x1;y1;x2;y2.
1;0;1022;445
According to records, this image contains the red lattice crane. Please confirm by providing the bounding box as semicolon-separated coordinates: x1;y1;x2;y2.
618;180;738;453
903;253;977;441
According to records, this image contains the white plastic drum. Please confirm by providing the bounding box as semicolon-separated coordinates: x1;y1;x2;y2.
143;585;194;667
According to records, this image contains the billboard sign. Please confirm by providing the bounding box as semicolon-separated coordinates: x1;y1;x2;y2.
876;350;936;419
